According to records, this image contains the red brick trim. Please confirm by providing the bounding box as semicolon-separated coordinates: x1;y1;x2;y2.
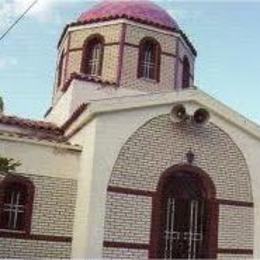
125;42;176;58
64;32;71;85
107;186;253;208
218;248;253;255
117;23;127;86
69;47;83;53
107;186;155;197
218;199;253;208
68;43;120;54
103;241;149;250
103;241;253;256
174;38;180;89
0;231;71;242
67;42;176;62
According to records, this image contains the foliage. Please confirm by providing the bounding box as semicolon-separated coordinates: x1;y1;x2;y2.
0;96;3;112
0;156;21;173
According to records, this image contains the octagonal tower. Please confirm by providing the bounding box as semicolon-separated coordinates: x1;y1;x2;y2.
46;0;197;125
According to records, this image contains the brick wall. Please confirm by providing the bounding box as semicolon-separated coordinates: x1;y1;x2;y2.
61;23;122;86
55;21;196;99
0;174;77;258
104;192;151;244
0;239;71;258
103;114;253;258
103;247;148;259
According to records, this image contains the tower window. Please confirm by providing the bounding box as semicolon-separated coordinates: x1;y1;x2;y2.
149;166;218;259
0;176;34;233
182;56;191;89
81;35;104;76
138;38;161;82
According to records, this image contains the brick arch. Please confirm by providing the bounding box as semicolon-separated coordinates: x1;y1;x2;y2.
108;114;252;201
103;114;253;258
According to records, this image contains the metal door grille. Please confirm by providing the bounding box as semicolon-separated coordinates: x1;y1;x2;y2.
164;198;205;259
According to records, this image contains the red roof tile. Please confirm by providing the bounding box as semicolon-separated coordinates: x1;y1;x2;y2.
62;72;117;92
0;115;67;142
78;0;179;31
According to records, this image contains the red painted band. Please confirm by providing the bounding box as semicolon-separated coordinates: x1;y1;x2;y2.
117;23;127;86
103;241;253;255
217;199;253;208
107;186;155;197
218;248;253;255
103;241;149;250
107;186;254;208
68;42;177;58
0;231;72;243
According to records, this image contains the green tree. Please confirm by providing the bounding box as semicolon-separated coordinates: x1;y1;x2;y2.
0;96;3;112
0;156;21;173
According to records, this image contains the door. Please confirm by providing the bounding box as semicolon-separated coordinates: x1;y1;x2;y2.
163;198;206;259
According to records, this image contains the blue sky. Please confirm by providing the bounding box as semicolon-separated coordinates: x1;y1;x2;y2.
0;0;259;123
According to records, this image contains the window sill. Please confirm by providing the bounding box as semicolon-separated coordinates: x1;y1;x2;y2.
0;229;29;239
0;229;26;234
139;77;158;84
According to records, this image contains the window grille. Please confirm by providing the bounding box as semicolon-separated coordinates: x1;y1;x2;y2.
138;38;160;81
0;177;34;234
2;188;25;230
81;35;104;77
87;42;103;76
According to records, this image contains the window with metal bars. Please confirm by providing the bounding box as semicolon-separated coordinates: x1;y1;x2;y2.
149;167;218;259
138;38;161;82
81;35;104;77
0;176;34;233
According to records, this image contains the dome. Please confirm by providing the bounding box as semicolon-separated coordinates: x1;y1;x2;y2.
78;0;179;31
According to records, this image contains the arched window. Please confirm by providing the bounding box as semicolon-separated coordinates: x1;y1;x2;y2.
0;175;34;233
138;38;161;82
150;165;218;259
81;35;104;76
182;56;191;89
57;51;64;87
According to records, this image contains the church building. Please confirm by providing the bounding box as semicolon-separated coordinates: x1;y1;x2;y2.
0;0;260;259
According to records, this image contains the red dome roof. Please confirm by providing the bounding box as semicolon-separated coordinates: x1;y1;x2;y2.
78;0;179;31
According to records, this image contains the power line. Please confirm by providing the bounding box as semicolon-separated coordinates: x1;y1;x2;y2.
0;0;38;42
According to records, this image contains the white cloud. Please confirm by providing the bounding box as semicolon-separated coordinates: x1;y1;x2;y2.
0;0;87;28
0;57;18;70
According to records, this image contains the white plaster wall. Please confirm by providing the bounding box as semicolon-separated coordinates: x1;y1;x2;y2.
71;119;99;258
46;86;73;126
0;138;80;180
46;80;145;126
70;90;260;258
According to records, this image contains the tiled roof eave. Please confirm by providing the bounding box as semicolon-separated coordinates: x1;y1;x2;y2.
61;72;117;93
0;115;66;143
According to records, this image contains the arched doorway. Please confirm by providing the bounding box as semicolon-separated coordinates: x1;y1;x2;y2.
149;165;218;259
